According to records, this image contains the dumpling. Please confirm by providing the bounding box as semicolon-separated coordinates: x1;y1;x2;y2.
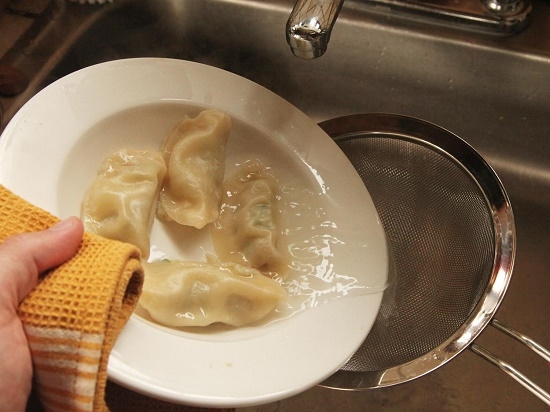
139;259;286;327
212;160;283;272
81;148;167;259
157;109;232;229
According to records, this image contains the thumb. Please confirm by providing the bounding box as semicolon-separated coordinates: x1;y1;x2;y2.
0;216;84;306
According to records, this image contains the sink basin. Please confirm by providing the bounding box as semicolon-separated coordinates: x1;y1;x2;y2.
1;0;549;410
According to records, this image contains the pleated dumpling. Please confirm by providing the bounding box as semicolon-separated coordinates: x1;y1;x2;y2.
212;160;284;272
157;109;232;229
139;259;286;327
81;148;167;259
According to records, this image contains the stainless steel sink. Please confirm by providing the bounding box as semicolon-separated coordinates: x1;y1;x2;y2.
1;0;549;410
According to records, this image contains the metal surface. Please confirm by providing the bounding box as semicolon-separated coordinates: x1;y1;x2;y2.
351;0;532;34
286;0;532;60
489;318;550;362
0;0;549;409
317;113;512;385
316;114;548;406
471;321;550;406
286;0;345;58
470;344;549;405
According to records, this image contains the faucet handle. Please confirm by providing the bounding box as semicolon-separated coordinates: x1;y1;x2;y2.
286;0;345;59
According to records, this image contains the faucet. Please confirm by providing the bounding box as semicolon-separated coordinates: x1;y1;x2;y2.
285;0;531;59
286;0;345;59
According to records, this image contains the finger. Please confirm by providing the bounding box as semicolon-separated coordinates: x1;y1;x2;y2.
0;216;84;305
33;216;85;272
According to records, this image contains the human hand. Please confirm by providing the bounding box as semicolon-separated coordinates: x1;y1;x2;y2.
0;217;84;412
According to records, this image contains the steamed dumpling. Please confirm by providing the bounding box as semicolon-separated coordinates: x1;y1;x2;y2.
212;160;283;272
157;109;232;229
81;148;167;259
140;259;286;327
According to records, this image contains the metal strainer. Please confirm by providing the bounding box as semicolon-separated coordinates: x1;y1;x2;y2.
318;113;550;405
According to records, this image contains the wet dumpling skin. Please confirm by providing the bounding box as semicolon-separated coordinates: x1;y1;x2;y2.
140;259;286;327
81;148;167;259
212;160;283;272
157;109;232;229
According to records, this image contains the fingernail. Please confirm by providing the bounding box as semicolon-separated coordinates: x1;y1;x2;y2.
49;217;75;231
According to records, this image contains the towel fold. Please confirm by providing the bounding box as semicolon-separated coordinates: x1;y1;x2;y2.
0;185;143;411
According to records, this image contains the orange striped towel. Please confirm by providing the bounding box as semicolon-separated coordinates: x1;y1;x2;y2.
0;185;143;411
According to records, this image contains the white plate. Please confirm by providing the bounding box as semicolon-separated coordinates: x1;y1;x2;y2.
0;58;388;408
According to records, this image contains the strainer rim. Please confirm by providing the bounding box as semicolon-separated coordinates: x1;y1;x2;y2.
319;113;516;389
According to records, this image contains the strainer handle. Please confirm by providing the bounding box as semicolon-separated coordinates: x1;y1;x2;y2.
469;319;550;406
490;318;550;362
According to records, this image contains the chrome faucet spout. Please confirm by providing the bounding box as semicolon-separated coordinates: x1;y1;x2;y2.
286;0;345;59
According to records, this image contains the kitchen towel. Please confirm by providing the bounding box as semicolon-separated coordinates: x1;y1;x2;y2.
0;184;143;411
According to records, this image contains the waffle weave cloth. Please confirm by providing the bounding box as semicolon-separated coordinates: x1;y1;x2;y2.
0;184;143;411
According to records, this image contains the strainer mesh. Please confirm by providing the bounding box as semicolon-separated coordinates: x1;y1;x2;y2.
338;135;495;371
